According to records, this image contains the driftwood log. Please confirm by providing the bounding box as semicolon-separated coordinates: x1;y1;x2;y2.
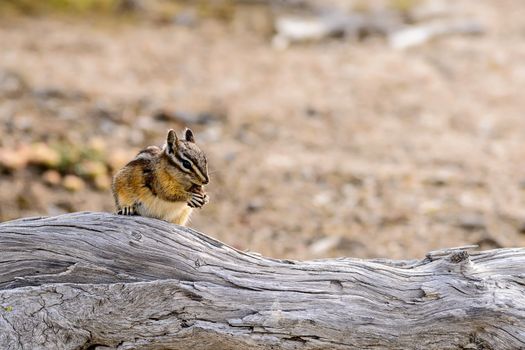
0;212;524;350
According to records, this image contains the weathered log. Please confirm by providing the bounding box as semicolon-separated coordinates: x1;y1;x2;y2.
0;212;524;350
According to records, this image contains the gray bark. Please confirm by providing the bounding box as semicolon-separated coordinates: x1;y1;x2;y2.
0;212;524;350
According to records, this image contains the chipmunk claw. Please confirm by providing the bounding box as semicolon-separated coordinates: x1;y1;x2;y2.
188;192;209;208
117;205;138;216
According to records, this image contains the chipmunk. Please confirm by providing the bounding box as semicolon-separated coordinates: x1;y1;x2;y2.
111;128;209;226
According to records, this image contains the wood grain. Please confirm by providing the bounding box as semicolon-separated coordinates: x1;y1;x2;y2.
0;212;524;349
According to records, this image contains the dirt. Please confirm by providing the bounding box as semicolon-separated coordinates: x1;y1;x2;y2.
1;1;525;260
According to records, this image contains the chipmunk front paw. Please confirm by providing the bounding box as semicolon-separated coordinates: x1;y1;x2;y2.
187;192;209;208
117;204;138;215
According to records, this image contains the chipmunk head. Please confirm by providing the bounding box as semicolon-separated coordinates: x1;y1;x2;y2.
164;128;209;188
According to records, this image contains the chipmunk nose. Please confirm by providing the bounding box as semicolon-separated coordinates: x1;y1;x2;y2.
202;178;209;185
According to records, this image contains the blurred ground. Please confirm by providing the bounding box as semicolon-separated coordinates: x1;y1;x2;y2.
1;0;525;260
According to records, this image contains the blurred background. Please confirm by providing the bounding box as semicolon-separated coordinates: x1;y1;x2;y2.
1;0;525;260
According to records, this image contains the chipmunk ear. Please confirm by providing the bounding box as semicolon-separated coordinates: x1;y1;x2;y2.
184;128;195;143
166;129;178;154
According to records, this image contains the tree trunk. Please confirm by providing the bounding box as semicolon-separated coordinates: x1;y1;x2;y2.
0;212;524;350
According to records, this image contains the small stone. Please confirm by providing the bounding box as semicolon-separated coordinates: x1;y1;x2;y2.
32;87;68;100
309;236;342;256
419;200;443;215
423;169;458;186
117;0;145;12
88;137;107;154
62;175;85;192
46;204;68;216
246;198;264;213
94;175;111;191
476;237;502;249
0;70;27;98
42;170;62;186
153;109;224;125
0;147;28;171
313;191;333;207
305;106;319;117
78;160;107;179
517;179;525;190
457;213;485;231
173;9;197;27
28;143;60;168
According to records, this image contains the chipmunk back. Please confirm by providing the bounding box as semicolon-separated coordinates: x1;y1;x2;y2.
112;128;209;226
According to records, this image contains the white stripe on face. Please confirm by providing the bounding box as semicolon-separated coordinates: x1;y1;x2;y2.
170;154;191;173
178;152;207;182
191;164;207;182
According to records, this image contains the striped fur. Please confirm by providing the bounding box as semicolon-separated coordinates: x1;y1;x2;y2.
165;129;209;186
111;128;209;226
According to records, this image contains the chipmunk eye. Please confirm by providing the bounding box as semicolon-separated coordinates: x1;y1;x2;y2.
182;160;192;170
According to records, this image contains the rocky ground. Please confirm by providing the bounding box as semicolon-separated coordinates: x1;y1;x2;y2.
1;0;525;260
